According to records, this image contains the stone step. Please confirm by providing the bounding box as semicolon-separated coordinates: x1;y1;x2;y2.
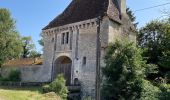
67;86;81;93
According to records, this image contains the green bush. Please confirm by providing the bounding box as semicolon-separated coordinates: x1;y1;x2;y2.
165;71;170;83
8;69;21;82
0;77;9;82
101;40;161;100
0;69;21;82
42;84;51;93
42;74;68;100
139;79;160;100
158;84;170;99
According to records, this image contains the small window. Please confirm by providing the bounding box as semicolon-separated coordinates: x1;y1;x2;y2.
79;25;82;28
82;57;86;66
83;24;86;28
66;32;69;44
87;23;90;27
51;38;54;42
61;33;65;44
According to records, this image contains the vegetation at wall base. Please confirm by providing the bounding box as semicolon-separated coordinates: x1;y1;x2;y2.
0;69;21;82
42;74;68;100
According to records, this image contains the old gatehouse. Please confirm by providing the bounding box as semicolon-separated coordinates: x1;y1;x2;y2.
42;0;136;98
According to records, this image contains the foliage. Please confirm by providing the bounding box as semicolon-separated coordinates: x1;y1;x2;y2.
157;84;170;99
138;19;170;81
0;8;23;67
42;84;51;93
0;69;21;82
29;50;41;58
21;36;35;58
165;71;170;83
42;74;68;100
8;69;21;82
139;79;160;100
126;7;138;28
38;32;44;47
138;19;170;65
102;40;160;100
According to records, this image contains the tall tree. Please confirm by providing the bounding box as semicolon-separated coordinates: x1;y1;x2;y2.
21;36;35;58
138;19;170;81
0;8;23;67
101;40;160;100
138;19;170;66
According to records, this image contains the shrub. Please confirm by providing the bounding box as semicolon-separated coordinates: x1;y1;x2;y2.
0;69;21;82
158;84;170;99
139;79;160;100
0;77;9;82
8;69;21;82
101;40;161;100
165;71;170;83
42;84;51;93
42;74;68;100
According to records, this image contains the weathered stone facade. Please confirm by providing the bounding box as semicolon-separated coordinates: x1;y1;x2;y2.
42;0;136;99
1;65;45;82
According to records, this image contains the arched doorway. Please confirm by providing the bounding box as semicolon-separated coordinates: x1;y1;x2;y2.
55;56;72;85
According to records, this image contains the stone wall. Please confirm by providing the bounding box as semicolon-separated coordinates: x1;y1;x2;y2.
1;65;49;82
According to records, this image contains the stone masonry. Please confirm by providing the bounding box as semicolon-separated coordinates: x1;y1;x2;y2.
42;0;136;99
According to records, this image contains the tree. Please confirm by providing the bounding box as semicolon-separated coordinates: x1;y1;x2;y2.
0;8;23;67
21;36;35;58
38;32;44;47
138;19;170;80
101;40;160;100
29;50;41;58
126;7;138;28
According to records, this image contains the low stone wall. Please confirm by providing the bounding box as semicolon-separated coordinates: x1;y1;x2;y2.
1;65;50;82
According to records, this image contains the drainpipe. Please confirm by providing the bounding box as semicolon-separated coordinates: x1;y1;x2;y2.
95;16;102;100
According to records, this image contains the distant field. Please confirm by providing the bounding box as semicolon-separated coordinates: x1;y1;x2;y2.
0;86;61;100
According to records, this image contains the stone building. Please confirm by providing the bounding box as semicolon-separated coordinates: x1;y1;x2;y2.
42;0;136;98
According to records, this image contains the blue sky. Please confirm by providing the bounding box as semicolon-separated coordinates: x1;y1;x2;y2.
0;0;170;52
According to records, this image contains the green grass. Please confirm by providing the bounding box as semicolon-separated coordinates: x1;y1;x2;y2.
0;86;61;100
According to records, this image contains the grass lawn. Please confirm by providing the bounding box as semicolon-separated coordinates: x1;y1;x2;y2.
0;86;61;100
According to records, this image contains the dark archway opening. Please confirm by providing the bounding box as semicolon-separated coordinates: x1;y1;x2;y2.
54;56;72;85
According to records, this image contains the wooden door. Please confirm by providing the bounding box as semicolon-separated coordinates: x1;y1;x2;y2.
56;63;71;85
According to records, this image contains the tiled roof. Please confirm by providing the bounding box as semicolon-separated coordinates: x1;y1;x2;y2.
3;58;43;67
43;0;121;30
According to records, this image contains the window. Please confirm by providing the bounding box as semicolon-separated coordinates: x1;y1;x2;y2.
61;33;65;44
61;32;69;44
91;22;95;27
51;38;54;42
66;32;69;44
82;57;86;66
83;24;85;28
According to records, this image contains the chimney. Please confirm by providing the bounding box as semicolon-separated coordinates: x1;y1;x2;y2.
120;0;126;15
